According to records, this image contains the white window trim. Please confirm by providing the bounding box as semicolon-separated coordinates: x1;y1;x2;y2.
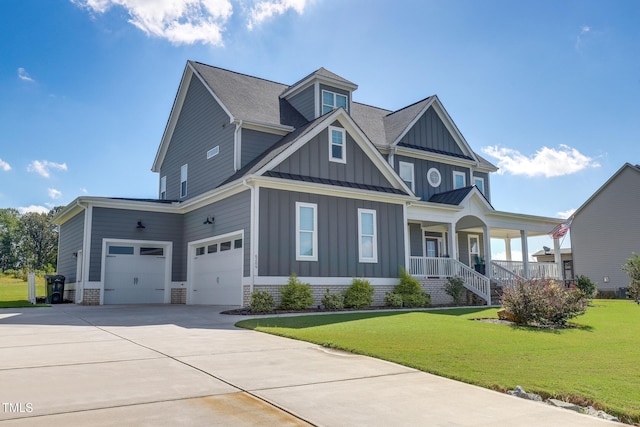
296;202;318;261
468;234;480;265
453;171;466;189
427;167;441;187
399;161;415;192
358;208;378;263
207;145;220;159
473;176;485;194
328;125;347;164
322;89;348;114
160;176;166;200
180;164;188;198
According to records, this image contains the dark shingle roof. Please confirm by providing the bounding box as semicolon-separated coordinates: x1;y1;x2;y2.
264;171;407;195
383;97;433;145
350;102;391;147
428;186;494;208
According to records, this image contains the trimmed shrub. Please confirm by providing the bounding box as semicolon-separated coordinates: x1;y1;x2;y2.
321;288;344;311
574;275;597;298
501;278;588;327
395;267;431;308
249;290;275;313
343;278;374;309
279;273;314;310
384;292;403;308
622;253;640;304
444;276;465;305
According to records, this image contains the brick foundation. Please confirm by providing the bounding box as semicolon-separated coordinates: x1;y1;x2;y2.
64;289;75;303
82;289;101;305
171;288;186;304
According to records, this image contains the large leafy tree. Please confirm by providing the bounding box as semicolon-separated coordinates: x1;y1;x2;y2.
0;209;21;270
622;253;640;304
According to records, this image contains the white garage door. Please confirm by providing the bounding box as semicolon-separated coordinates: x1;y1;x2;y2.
192;237;243;305
104;244;166;304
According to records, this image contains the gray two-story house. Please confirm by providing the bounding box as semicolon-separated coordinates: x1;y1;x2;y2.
55;61;564;306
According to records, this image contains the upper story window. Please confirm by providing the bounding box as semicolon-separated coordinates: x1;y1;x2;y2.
322;90;348;115
296;202;317;261
399;161;415;192
427;168;441;188
207;146;219;159
329;126;346;164
453;171;466;189
358;209;378;263
160;176;166;200
180;164;188;198
473;176;485;194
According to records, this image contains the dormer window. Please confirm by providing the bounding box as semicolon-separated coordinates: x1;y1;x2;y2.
322;90;348;114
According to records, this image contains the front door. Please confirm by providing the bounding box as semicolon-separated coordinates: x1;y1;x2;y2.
426;238;439;258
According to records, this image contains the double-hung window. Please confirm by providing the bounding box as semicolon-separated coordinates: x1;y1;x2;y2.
160;176;166;200
473;176;485;194
399;161;415;192
322;90;348;114
296;202;317;261
453;171;466;189
358;209;378;263
180;164;188;198
329;126;346;163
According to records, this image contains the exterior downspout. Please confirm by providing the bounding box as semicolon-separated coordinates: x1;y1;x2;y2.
234;120;243;172
241;179;256;299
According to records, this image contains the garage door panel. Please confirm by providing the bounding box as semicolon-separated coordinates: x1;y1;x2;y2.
192;238;242;305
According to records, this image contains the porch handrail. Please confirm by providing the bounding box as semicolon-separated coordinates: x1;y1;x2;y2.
491;261;524;288
492;260;560;279
409;256;490;305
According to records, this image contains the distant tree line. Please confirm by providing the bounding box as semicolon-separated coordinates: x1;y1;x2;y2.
0;207;61;275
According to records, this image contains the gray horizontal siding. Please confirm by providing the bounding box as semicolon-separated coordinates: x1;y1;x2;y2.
258;188;405;278
272;123;394;188
571;167;640;291
241;129;281;169
160;75;236;200
183;190;251;278
89;208;184;282
57;212;85;282
400;106;465;156
395;155;470;201
288;85;315;121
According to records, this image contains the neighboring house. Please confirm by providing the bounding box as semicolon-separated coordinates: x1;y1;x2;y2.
532;248;573;285
570;163;640;294
54;61;564;306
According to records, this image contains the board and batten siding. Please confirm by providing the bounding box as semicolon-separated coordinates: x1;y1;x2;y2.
241;129;281;169
57;211;85;283
88;208;183;282
160;75;235;200
395;154;470;201
409;223;423;256
182;190;252;278
287;85;315;122
272;123;394;188
399;106;465;156
258;188;405;278
571;166;640;291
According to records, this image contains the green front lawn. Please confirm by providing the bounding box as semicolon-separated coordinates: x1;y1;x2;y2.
0;274;48;308
237;300;640;423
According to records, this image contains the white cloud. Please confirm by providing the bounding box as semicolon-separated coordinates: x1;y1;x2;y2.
482;144;599;178
247;0;306;30
17;67;34;82
48;188;63;199
73;0;233;46
557;208;576;219
576;25;591;50
0;158;11;171
27;160;68;178
80;187;88;194
18;205;50;214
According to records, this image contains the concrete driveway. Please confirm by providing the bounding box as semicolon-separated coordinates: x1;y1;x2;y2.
0;305;618;426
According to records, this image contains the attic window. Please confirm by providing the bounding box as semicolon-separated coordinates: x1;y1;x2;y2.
207;146;219;159
328;126;346;164
322;90;348;114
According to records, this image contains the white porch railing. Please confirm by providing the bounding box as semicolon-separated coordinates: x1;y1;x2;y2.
409;256;491;305
491;261;524;288
492;260;560;279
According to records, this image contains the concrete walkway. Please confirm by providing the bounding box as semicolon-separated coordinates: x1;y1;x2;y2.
0;305;618;426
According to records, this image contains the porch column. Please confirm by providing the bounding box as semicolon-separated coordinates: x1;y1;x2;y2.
520;230;530;279
483;225;492;279
505;238;512;261
553;237;562;280
446;222;456;260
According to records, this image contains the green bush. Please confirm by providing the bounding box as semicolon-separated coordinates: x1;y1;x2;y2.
249;290;275;313
444;276;465;305
343;278;374;309
279;273;314;310
574;275;597;298
622;253;640;304
321;288;344;310
394;267;431;307
384;291;403;308
501;278;588;327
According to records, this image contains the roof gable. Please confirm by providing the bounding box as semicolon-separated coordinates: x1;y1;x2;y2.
281;67;358;99
429;185;494;210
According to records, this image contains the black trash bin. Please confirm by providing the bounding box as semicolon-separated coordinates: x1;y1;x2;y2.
45;275;65;304
618;287;628;299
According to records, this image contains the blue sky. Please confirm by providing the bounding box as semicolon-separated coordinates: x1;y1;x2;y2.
1;0;639;258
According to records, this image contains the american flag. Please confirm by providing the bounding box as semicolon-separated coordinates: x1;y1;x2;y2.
549;220;572;239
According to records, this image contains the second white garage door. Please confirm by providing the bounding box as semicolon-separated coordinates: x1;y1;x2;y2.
192;237;243;305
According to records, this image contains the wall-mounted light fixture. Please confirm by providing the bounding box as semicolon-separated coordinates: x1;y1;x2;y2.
72;252;78;258
203;216;215;225
136;220;146;229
